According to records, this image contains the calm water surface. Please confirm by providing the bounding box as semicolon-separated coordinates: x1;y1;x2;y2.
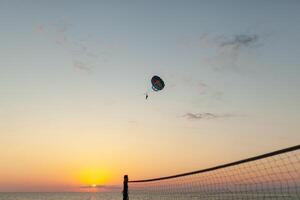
0;193;120;200
0;192;299;199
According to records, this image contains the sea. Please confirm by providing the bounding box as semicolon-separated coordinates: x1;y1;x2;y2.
0;192;299;200
0;193;120;200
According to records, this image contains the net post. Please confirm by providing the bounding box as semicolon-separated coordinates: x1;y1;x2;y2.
123;175;129;200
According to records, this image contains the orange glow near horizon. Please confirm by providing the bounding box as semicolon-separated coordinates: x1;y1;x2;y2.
78;167;112;185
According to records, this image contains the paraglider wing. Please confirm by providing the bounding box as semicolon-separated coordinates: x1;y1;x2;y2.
151;76;165;91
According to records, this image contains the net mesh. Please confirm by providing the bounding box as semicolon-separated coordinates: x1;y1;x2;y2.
128;146;300;199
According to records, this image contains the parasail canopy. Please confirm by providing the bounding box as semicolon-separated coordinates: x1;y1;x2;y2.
151;76;165;91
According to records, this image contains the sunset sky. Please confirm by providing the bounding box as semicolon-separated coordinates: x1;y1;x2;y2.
0;0;300;192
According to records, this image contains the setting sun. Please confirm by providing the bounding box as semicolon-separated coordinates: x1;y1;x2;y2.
78;167;112;186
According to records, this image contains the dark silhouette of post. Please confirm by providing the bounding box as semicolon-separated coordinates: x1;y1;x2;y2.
123;175;129;200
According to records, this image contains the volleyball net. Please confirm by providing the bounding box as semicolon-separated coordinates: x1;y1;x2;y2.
125;145;300;199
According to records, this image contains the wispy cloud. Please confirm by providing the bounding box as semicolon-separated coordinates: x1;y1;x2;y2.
199;33;261;71
37;20;110;72
73;60;93;72
128;120;139;124
200;33;259;50
219;34;259;48
183;112;236;120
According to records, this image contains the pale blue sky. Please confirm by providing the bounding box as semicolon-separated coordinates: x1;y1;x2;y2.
0;0;300;189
